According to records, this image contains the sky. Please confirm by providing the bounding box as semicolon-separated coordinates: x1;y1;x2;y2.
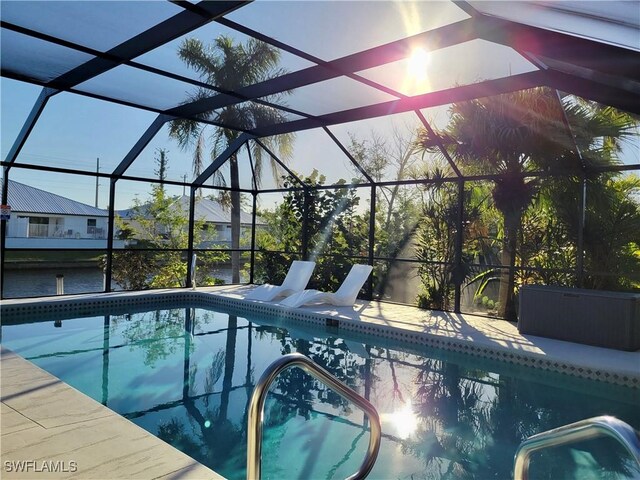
2;1;638;212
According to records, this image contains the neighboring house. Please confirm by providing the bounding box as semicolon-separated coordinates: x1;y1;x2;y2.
118;195;263;247
2;180;124;249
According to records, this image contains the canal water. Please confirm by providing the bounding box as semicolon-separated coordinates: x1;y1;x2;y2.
3;267;233;298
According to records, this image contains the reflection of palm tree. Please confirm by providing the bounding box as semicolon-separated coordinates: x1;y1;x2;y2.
410;359;486;477
170;36;294;282
419;89;635;319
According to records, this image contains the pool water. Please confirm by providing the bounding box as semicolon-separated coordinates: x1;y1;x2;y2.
2;305;639;480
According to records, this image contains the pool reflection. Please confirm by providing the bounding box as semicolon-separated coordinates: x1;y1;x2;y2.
3;307;639;480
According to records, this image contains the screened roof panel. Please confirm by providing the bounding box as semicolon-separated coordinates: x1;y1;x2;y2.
124;124;205;183
1;78;44;160
358;40;538;97
74;65;222;112
563;95;640;168
469;1;640;52
261;76;399;117
9;167;110;211
0;28;94;83
0;1;183;52
133;21;315;86
2;0;640;173
225;1;470;61
284;128;365;185
204;102;306;132
206;146;255;191
12;92;156;174
250;140;297;191
328;110;426;183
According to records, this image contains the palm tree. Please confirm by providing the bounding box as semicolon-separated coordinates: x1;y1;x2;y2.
170;36;294;283
418;88;635;320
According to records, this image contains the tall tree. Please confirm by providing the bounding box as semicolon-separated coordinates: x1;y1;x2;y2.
348;126;422;299
418;88;635;319
170;35;294;283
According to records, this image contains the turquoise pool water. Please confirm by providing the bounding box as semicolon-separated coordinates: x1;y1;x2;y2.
2;304;639;480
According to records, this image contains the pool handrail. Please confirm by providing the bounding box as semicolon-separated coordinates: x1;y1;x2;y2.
247;352;381;480
513;415;640;480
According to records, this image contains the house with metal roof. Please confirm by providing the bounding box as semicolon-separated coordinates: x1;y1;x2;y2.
3;180;124;249
118;194;262;247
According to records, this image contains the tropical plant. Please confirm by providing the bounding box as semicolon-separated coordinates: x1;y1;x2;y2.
548;173;640;290
418;88;636;319
348;128;423;298
255;170;369;292
169;35;294;283
108;154;227;289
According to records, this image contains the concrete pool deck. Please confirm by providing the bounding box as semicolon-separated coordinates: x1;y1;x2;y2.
1;286;639;479
209;285;640;386
0;347;223;480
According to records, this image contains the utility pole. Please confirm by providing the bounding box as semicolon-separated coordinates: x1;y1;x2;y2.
95;157;100;207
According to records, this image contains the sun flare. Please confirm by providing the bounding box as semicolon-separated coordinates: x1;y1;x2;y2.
381;401;418;440
407;48;430;82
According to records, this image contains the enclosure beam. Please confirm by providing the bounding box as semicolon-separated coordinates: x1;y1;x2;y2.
251;71;546;137
112;115;173;178
577;175;586;288
1;20;305;129
253;139;306;189
250;192;257;284
246;145;258;283
186;186;197;288
44;1;248;89
4;87;58;168
0;171;9;299
193;134;253;188
553;90;588;172
246;142;258;192
216;17;407;101
367;185;376;300
167;18;477;118
104;178;117;292
453;180;465;313
540;63;640;115
302;192;310;260
323;127;375;184
101;315;110;405
415;110;462;177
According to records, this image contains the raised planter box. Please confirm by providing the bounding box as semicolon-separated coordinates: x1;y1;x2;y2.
518;285;640;351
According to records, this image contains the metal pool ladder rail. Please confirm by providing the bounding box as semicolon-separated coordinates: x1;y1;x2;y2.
513;415;640;480
247;353;382;480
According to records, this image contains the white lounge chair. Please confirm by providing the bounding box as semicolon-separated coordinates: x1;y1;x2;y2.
280;264;373;308
245;260;315;301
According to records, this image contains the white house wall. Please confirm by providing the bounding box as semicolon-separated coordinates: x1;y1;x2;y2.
4;214;120;249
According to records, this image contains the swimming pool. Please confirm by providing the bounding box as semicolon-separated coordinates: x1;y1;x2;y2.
2;302;639;479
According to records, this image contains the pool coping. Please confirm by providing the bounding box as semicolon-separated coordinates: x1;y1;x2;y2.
2;286;639;388
0;346;224;480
